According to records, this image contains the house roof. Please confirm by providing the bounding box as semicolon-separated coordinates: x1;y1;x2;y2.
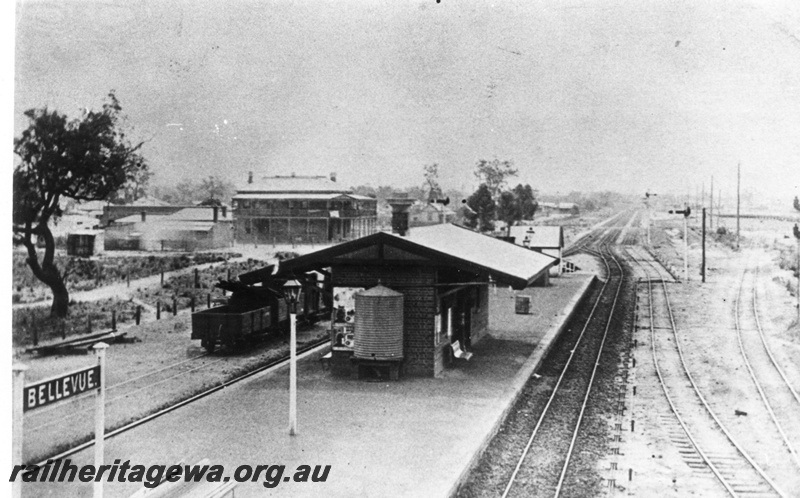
162;207;231;222
113;207;230;224
540;202;577;210
232;193;375;202
410;202;456;215
237;175;349;195
509;226;564;249
277;223;557;289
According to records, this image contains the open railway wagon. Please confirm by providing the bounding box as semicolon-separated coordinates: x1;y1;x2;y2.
191;266;330;352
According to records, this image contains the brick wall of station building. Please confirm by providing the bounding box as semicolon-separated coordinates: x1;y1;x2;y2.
332;265;437;377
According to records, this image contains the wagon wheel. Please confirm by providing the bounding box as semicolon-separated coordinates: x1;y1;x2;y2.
201;339;216;353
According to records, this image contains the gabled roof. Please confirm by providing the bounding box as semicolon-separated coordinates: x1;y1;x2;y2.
237;175;349;195
509;226;564;249
410;202;455;215
232;192;375;202
114;208;230;224
162;207;231;222
278;224;557;289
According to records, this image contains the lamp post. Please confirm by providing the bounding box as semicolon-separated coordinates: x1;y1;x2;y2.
282;279;302;436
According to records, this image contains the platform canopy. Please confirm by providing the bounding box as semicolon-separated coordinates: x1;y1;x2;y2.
277;224;558;289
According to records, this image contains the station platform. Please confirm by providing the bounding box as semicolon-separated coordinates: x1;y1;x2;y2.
23;273;595;498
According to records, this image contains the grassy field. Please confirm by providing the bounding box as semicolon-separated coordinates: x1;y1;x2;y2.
134;258;270;312
12;298;145;348
12;251;240;303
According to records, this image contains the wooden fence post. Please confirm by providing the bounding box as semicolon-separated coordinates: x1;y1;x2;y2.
157;302;161;320
161;270;164;286
207;293;211;309
136;306;141;325
195;268;199;289
191;297;195;312
173;296;177;316
111;310;117;331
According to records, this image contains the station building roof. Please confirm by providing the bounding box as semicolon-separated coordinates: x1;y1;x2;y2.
277;223;558;289
508;226;564;249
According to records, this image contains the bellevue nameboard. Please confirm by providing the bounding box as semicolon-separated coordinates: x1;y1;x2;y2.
24;365;101;412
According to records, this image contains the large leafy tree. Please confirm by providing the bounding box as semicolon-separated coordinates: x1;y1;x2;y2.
199;175;234;203
512;184;538;220
497;190;522;236
13;92;148;317
463;184;496;232
474;158;518;199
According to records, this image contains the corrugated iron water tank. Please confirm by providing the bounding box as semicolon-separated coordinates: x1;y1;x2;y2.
354;285;404;360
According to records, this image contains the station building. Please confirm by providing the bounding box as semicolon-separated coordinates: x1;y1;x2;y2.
508;225;565;276
232;172;378;244
276;223;558;377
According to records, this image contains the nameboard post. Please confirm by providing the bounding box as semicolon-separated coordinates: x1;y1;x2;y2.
93;342;109;498
12;363;28;498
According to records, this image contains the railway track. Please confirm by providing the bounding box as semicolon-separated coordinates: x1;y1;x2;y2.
633;252;787;497
734;265;800;469
456;211;637;497
498;243;625;497
30;336;329;466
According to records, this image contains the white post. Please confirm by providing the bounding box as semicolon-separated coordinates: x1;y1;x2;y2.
12;364;28;498
93;342;109;498
289;310;297;436
683;213;689;283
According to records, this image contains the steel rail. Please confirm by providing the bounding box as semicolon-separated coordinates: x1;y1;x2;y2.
633;251;737;496
553;243;625;497
32;337;330;467
734;267;800;468
641;253;787;497
500;245;616;498
502;211;636;498
25;352;215;421
751;266;800;406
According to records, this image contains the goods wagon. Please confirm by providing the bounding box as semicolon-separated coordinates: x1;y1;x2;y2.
191;276;326;352
191;304;273;352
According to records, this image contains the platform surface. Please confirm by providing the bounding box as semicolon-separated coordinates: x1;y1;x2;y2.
22;273;595;498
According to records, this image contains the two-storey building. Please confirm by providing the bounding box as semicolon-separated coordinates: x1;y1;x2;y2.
232;172;378;244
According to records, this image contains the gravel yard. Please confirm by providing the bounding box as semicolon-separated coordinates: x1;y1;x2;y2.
619;223;800;496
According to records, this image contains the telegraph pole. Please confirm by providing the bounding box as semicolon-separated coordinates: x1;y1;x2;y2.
709;175;714;231
701;208;706;283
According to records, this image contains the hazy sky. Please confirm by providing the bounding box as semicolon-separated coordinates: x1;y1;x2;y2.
12;0;800;199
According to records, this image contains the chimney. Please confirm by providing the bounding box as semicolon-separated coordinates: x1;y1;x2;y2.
141;211;146;222
221;206;227;218
387;194;415;236
330;172;337;182
248;171;253;184
213;206;219;222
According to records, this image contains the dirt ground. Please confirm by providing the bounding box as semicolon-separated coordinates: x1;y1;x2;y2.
616;218;800;497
